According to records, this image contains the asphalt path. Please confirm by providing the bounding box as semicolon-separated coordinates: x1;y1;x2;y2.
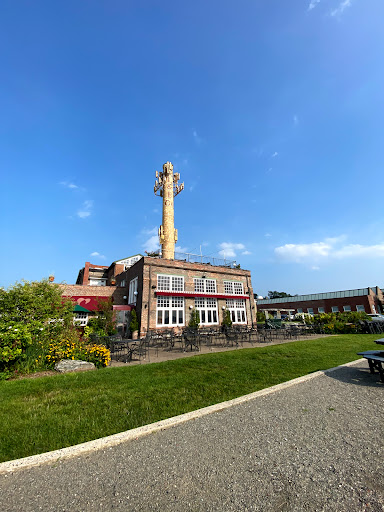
1;360;383;511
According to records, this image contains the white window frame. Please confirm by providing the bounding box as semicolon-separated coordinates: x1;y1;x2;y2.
224;281;244;295
156;296;184;327
120;279;126;287
307;308;314;315
89;279;107;286
356;305;365;312
343;305;351;312
318;307;325;314
157;274;184;292
195;298;218;325
128;277;138;305
297;308;303;314
226;299;247;324
194;278;217;294
331;306;339;313
74;312;88;326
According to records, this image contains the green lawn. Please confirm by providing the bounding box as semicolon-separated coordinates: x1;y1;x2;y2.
0;334;378;463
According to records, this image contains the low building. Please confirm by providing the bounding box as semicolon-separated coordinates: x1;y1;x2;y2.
75;254;143;286
257;286;383;318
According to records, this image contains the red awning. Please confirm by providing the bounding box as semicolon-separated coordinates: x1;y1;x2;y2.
113;305;133;311
67;296;110;311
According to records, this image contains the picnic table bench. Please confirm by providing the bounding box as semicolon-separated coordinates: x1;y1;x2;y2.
357;350;384;382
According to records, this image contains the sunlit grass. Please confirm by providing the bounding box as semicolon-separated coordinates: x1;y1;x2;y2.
0;334;377;463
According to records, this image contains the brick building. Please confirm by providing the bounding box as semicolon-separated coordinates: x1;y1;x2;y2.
63;254;256;336
257;286;383;318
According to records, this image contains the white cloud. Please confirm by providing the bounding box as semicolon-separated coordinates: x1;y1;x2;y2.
142;227;158;236
218;242;246;259
275;235;384;264
90;251;106;260
334;244;384;258
271;152;278;158
193;130;203;145
77;200;93;219
275;242;331;262
308;0;320;10
175;246;189;254
143;235;160;253
265;233;272;238
311;266;320;271
60;181;78;189
330;0;352;17
242;250;252;255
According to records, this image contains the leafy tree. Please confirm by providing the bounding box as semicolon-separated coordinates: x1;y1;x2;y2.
267;291;293;299
87;298;116;336
0;279;75;374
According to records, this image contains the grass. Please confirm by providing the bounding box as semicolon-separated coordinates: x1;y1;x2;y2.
0;333;378;463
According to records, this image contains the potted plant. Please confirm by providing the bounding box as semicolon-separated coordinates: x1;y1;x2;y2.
129;309;139;340
188;308;200;330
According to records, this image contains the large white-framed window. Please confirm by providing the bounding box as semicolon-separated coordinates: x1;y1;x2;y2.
226;299;247;324
195;298;218;325
331;306;339;313
74;312;88;326
157;274;184;292
307;308;314;315
318;307;325;314
89;279;107;286
128;277;138;305
224;281;244;295
156;296;184;326
194;278;217;294
356;305;365;312
343;305;351;312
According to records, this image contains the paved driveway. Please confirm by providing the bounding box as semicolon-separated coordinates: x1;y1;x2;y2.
1;360;383;511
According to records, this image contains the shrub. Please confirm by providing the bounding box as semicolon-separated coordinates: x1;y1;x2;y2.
188;308;200;329
129;309;139;333
222;309;232;328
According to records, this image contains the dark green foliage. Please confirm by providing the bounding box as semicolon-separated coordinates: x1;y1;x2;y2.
268;291;293;299
129;309;139;333
222;309;232;328
188;308;200;329
87;298;116;336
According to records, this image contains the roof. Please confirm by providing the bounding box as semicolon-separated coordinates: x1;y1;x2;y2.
114;254;143;264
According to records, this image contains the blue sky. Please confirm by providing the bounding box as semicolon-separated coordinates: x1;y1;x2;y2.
1;0;383;296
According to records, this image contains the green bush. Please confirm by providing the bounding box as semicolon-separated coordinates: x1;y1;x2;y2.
222;309;232;328
129;309;139;333
188;308;200;329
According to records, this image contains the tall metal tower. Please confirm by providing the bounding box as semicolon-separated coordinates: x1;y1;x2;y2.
154;162;184;260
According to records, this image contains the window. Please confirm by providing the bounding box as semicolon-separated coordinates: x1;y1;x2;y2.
307;308;314;315
318;307;325;314
89;279;107;286
343;305;351;312
156;296;184;326
224;281;244;295
120;280;126;287
74;312;88;326
331;306;339;313
157;274;184;292
226;299;247;324
128;277;138;304
372;305;376;314
195;298;218;324
297;308;303;314
194;278;217;294
356;305;365;312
